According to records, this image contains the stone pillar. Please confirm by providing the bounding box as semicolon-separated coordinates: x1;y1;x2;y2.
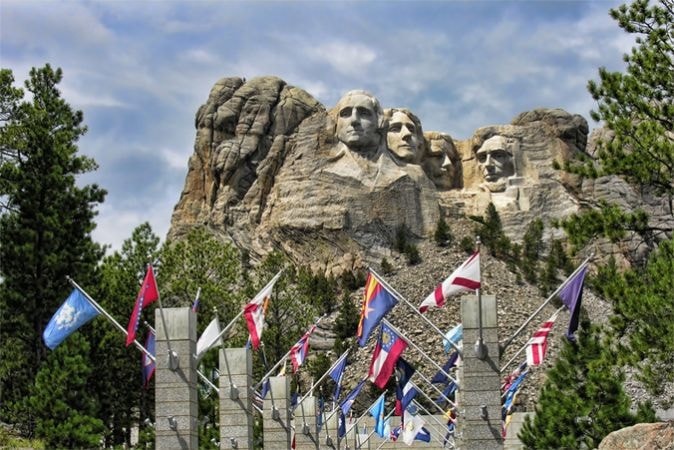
457;294;503;449
263;376;291;448
219;348;253;449
294;395;319;449
155;307;198;449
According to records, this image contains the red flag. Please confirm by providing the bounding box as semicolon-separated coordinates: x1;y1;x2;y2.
368;323;408;389
526;312;558;366
419;252;480;313
126;266;159;347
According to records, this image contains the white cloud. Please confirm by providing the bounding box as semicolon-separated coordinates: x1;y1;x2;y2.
308;41;378;76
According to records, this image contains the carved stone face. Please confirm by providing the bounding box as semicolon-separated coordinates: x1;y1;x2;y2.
335;92;380;153
387;110;421;162
476;135;514;182
424;135;459;189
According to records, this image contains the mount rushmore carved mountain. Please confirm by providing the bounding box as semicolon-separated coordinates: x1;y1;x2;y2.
168;75;671;272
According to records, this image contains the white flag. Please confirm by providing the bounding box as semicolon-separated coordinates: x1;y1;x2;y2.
195;317;222;360
419;251;480;313
402;409;426;445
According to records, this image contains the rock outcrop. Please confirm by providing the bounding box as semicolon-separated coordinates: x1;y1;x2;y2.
171;77;632;273
598;422;674;449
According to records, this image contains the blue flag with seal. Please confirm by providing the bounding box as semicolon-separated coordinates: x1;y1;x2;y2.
369;394;386;437
43;288;100;350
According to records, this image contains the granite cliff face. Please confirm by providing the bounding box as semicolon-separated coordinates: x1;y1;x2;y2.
169;76;671;272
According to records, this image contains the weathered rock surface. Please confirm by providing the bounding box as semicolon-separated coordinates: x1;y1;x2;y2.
598;422;674;449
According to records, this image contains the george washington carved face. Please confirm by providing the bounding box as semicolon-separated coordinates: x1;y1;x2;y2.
335;91;382;155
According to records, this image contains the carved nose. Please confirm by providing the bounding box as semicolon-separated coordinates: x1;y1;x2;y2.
442;155;452;169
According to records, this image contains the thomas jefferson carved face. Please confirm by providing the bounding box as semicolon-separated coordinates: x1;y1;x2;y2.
335;91;381;153
476;135;514;182
386;110;422;162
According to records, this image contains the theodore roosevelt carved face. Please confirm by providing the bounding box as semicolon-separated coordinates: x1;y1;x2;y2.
385;108;423;163
335;90;383;157
423;131;461;189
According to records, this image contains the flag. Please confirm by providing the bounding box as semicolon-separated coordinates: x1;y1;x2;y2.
329;352;348;402
191;288;201;313
526;312;558;366
394;358;417;416
126;265;159;347
356;272;398;347
559;265;588;342
502;361;527;392
502;371;528;419
436;382;457;407
415;427;431;442
443;323;463;353
338;411;347;438
368;323;408;389
431;351;459;384
390;422;402;441
142;330;156;388
43;288;100;350
419;251;480;313
195;317;223;361
289;325;316;373
244;271;282;350
369;394;386;437
317;397;325;432
402;408;426;445
340;379;366;417
290;426;296;449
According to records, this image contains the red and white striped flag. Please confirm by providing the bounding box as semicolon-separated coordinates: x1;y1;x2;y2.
526;312;558;366
419;252;480;313
289;324;317;373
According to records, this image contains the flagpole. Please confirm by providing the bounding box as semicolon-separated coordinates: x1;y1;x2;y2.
499;255;592;352
358;407;396;449
382;318;459;388
369;268;463;355
499;305;565;373
322;375;368;429
253;315;325;391
410;381;455;418
411;371;457;408
474;237;488;360
294;349;350;410
349;393;385;449
67;277;154;361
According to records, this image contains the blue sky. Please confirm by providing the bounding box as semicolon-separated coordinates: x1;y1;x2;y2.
1;0;632;253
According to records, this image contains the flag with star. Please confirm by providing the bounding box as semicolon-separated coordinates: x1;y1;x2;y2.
356;272;398;347
368;322;408;389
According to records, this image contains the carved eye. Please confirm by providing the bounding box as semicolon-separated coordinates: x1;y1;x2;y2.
389;124;402;133
356;107;373;117
491;149;510;159
477;153;487;163
407;124;416;134
339;107;352;118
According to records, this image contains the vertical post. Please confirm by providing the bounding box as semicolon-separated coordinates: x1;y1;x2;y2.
263;376;291;448
219;348;253;449
474;236;487;360
294;395;318;449
458;294;503;449
155;307;198;449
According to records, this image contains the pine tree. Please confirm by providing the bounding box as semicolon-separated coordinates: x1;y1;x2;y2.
92;223;161;447
26;334;105;449
0;65;106;435
563;0;673;245
434;215;452;247
519;322;654;448
520;219;544;284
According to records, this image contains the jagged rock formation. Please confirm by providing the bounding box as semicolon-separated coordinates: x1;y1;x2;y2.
170;77;624;273
598;422;674;449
